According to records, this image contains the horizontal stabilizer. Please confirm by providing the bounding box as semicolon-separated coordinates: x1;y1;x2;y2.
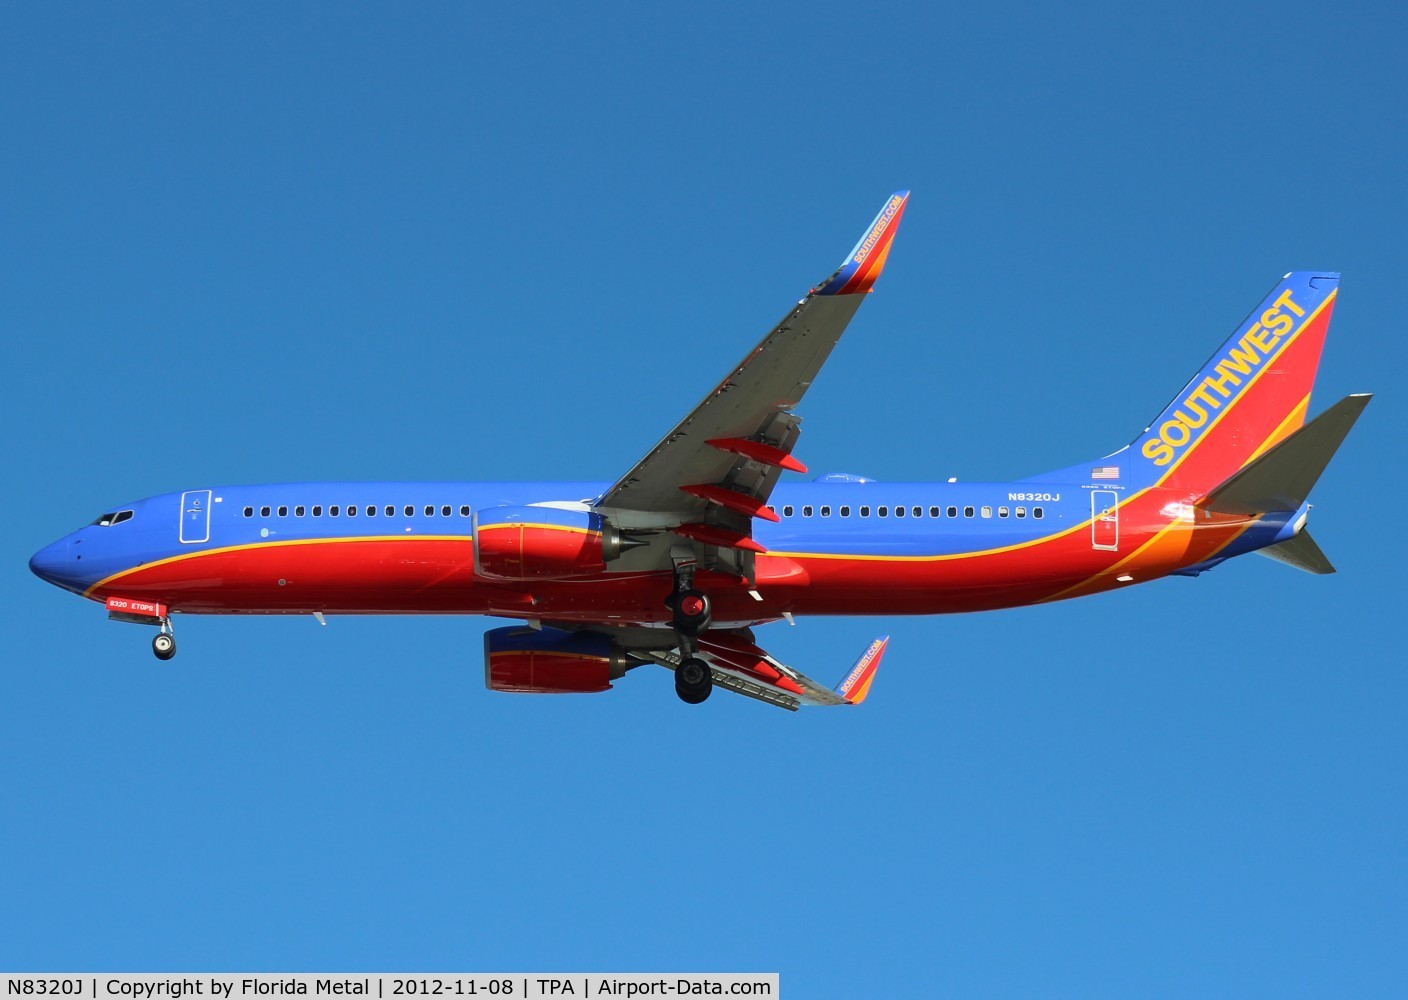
1198;394;1371;515
1256;529;1336;575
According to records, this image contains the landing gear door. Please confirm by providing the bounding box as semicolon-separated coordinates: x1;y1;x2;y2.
1091;489;1119;551
179;490;212;544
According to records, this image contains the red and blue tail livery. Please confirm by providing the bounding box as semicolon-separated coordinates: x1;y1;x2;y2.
1129;270;1339;493
29;193;1370;711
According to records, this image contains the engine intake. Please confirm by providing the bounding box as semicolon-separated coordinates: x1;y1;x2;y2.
473;504;633;581
484;626;628;694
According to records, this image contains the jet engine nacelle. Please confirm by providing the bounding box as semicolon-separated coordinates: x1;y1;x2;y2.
484;626;628;694
473;504;632;581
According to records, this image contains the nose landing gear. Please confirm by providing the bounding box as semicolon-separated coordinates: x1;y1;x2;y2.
104;597;178;662
152;630;177;661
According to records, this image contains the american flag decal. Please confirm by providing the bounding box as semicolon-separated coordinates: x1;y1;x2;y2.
1091;466;1120;480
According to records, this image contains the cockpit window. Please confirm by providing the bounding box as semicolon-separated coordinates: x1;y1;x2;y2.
92;510;134;526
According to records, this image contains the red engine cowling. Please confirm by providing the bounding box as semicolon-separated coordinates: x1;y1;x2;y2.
473;504;631;581
484;626;627;694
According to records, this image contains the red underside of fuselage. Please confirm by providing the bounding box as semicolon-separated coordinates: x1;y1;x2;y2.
85;499;1256;625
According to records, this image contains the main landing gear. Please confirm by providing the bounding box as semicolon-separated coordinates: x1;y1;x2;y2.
668;559;713;705
674;655;712;704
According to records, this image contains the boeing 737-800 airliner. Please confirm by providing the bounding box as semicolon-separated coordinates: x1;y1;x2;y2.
29;192;1370;709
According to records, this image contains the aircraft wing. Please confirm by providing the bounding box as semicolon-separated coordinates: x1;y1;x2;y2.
639;629;890;712
594;191;909;575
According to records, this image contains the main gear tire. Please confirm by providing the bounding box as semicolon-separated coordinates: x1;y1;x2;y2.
672;589;712;635
675;656;712;704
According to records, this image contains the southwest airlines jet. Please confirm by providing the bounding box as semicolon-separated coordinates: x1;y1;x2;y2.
29;193;1370;710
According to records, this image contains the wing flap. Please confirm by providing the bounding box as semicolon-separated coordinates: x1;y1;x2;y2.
594;192;909;575
597;294;864;514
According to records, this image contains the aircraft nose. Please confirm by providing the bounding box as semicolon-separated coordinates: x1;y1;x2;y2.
29;538;72;586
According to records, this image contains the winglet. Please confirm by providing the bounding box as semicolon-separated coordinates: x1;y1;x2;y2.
814;191;909;296
834;636;889;704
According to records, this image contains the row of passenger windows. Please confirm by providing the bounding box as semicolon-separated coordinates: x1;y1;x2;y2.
767;503;1045;520
241;501;1046;521
243;504;471;519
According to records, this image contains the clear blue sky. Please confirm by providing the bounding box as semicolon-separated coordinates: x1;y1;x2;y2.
4;2;1405;994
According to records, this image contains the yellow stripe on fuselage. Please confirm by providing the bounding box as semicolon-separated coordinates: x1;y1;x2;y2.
477;523;599;535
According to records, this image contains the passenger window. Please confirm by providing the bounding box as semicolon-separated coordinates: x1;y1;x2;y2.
260;506;271;517
820;506;831;517
460;505;471;517
964;506;975;518
441;505;452;517
385;505;395;517
947;506;958;518
348;505;357;517
878;506;888;517
295;506;305;517
243;506;253;518
981;505;992;518
366;505;376;516
1034;507;1045;519
330;505;340;516
930;506;940;518
840;506;851;517
998;506;1009;518
405;505;414;517
278;506;288;517
425;505;434;516
912;506;922;517
783;505;794;517
313;506;323;517
895;506;905;518
860;506;870;517
803;505;813;517
1016;506;1026;518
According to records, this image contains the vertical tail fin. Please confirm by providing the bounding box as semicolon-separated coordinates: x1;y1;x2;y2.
1128;272;1339;495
